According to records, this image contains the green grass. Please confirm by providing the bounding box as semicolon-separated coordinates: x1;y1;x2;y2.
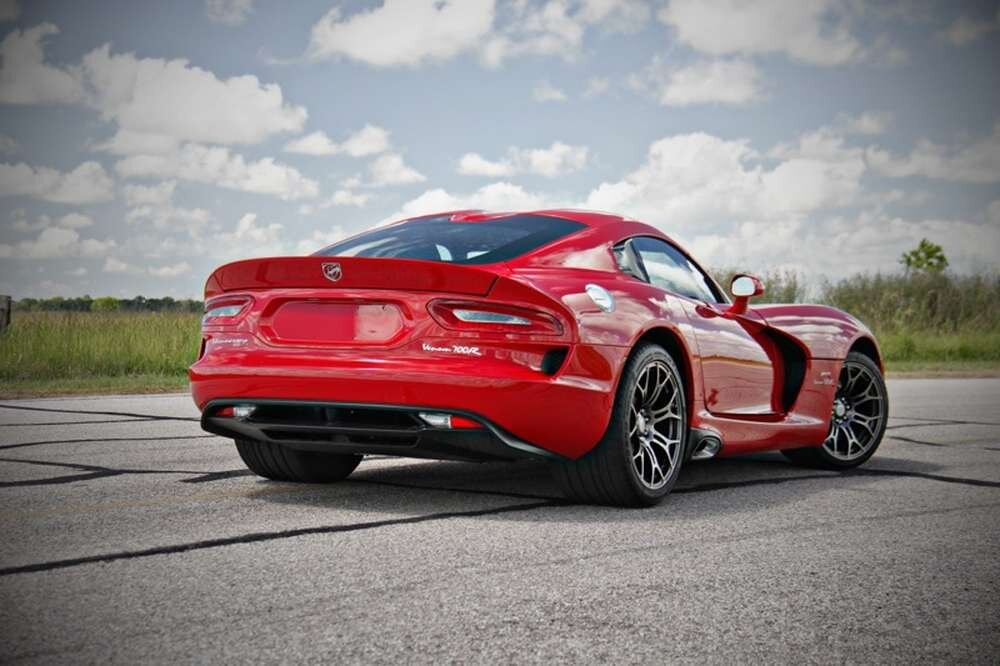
0;312;201;396
1;301;999;399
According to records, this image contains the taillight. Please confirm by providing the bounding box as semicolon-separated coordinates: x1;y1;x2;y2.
202;296;251;326
428;300;563;335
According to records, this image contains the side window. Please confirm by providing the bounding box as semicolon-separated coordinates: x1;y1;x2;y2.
630;237;721;303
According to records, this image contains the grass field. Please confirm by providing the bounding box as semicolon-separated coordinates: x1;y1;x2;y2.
0;312;200;397
1;302;998;397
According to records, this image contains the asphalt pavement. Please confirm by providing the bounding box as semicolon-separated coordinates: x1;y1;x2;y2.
1;378;998;663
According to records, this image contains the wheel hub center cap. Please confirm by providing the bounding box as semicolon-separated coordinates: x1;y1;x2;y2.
834;400;847;419
636;413;648;434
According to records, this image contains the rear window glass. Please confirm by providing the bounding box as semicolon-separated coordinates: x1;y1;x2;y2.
315;214;584;264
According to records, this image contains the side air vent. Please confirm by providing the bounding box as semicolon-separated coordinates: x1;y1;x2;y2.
540;348;569;375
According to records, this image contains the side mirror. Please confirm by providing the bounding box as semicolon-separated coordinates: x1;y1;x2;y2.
726;274;764;316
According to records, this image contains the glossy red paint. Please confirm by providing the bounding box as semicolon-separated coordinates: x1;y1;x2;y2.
190;209;882;460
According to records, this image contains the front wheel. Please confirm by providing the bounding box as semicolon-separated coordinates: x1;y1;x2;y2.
236;439;362;483
782;351;888;470
552;343;687;507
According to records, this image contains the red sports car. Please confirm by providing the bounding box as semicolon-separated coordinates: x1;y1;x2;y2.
191;209;888;506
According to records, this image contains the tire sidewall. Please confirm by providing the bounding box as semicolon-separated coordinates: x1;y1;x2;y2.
817;351;889;469
609;344;687;504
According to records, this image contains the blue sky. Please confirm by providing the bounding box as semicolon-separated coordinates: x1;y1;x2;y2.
0;0;998;299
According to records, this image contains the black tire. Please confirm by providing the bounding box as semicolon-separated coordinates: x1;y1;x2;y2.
552;343;687;507
782;351;888;470
235;439;362;483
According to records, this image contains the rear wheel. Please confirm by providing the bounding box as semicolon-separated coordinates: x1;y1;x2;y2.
782;351;888;469
235;439;362;483
552;343;686;507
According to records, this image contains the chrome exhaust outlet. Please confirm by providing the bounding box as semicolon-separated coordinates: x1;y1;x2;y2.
690;435;722;461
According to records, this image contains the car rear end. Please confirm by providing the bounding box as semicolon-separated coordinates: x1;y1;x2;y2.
190;213;621;460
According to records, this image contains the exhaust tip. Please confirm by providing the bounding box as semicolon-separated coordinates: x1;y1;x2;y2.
691;435;722;461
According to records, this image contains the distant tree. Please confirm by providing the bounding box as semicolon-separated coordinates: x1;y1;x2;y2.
91;296;121;312
900;239;948;274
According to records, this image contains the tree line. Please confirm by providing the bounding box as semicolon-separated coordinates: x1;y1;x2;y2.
14;296;203;312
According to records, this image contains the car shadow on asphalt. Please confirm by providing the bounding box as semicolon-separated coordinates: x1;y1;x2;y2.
248;452;951;523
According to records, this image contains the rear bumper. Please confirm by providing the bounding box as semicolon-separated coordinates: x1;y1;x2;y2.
189;341;627;459
201;399;557;462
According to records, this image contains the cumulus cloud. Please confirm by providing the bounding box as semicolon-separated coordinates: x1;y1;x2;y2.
532;80;568;103
0;226;115;259
296;227;348;255
2;27;307;152
0;160;115;204
205;0;253;26
481;0;649;67
583;77;610;98
368;153;426;186
458;142;589;178
80;44;307;148
393;181;557;221
148;261;192;278
867;122;1000;183
307;0;495;67
631;57;763;106
584;131;864;231
659;0;862;66
115;143;318;200
9;210;94;233
284;124;390;157
0;24;85;105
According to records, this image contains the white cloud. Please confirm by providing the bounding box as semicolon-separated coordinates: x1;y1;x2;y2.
205;0;253;26
480;0;650;68
584;131;864;232
659;0;862;66
839;111;891;136
58;213;94;229
103;257;137;273
322;189;370;207
867;123;1000;184
123;180;176;207
284;130;339;156
368;153;426;186
208;213;285;260
0;160;115;204
296;227;348;254
532;80;568;103
115;143;319;200
584;77;610;98
940;13;998;46
284;124;390;157
0;1;19;22
8;211;94;232
458;141;589;178
148;261;192;278
0;226;115;259
632;57;763;107
458;153;515;178
308;0;495;67
0;24;85;105
81;44;307;148
394;181;556;220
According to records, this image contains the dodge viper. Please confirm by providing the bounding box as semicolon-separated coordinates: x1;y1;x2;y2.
191;209;888;506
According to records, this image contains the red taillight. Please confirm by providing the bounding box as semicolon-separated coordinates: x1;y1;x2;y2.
202;295;252;326
428;300;563;335
215;406;234;417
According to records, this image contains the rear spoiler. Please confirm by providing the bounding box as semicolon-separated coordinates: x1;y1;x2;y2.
204;256;500;299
